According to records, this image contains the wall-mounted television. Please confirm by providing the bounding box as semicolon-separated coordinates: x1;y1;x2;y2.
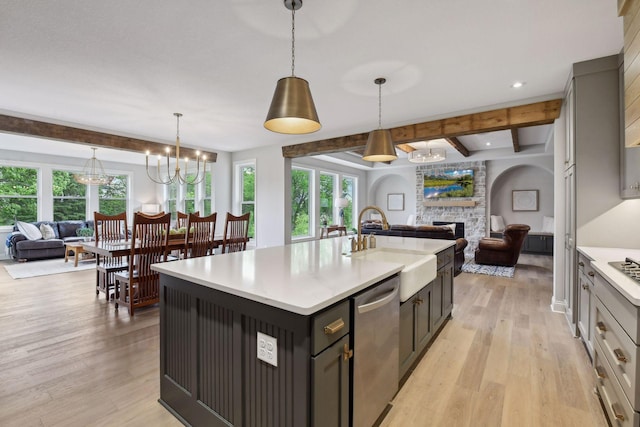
424;169;474;198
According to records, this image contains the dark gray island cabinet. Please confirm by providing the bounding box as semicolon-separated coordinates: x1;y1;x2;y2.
159;273;357;427
399;246;454;379
153;236;455;427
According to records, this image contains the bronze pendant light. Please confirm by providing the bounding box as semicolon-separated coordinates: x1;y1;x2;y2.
362;78;397;162
264;0;321;134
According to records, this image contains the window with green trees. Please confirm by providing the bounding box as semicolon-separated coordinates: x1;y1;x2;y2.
99;175;128;215
341;176;356;230
53;170;86;221
167;181;178;221
203;171;213;215
319;172;335;226
291;168;312;237
185;173;197;214
0;166;38;226
240;165;255;238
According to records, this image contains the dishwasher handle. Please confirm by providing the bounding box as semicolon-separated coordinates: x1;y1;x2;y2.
357;285;399;314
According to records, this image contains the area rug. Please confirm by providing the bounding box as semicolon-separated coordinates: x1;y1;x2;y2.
4;258;96;279
461;260;515;278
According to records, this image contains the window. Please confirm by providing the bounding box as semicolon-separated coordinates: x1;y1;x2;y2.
341;176;356;230
99;174;128;215
240;164;255;238
319;172;336;226
52;170;86;221
291;168;312;237
166;181;178;221
185;173;197;214
203;171;213;215
0;166;38;226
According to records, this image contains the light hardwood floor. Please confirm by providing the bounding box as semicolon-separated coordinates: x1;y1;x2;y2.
0;254;607;427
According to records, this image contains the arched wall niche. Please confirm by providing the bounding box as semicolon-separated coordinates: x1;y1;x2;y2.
367;173;414;225
489;164;554;232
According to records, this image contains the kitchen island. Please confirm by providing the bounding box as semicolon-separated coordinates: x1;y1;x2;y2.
152;235;455;427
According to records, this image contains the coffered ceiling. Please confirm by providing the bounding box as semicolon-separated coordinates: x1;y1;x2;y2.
0;1;623;166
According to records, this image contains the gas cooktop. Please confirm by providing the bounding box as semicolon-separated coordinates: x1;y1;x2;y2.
609;258;640;282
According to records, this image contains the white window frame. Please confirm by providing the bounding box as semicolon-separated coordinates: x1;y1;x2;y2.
0;163;41;230
291;166;315;240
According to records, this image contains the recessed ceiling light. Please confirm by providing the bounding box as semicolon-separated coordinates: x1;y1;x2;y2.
511;81;525;88
486;142;491;146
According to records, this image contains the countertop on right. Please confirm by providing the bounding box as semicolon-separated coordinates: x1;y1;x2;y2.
577;246;640;306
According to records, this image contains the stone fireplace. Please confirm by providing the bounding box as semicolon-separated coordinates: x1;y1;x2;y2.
415;161;486;258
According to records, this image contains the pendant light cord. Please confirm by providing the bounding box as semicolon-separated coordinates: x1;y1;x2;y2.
378;82;382;129
291;4;296;76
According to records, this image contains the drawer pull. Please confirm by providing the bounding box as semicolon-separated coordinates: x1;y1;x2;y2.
415;297;424;305
611;402;625;422
578;261;584;267
323;318;345;335
596;322;607;334
582;284;588;290
588;271;595;277
614;348;628;364
595;366;606;379
342;343;353;361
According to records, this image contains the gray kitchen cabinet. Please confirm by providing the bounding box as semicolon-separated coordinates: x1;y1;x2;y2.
312;334;350;427
563;55;621;336
576;252;596;359
399;247;454;381
593;271;640;426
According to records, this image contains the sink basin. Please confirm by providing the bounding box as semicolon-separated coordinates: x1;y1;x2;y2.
350;247;437;302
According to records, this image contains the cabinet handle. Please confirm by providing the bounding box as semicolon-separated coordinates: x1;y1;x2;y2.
611;402;625;422
323;318;345;335
614;348;628;364
582;284;589;290
596;321;607;334
415;297;424;305
578;261;584;267
595;366;606;380
588;271;595;277
342;343;353;361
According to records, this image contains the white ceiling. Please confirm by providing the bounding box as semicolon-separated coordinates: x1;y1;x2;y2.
0;0;623;166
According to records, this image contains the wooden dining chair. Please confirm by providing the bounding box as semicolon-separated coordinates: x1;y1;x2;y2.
94;211;128;300
176;210;199;229
114;212;171;316
185;212;217;258
136;211;165;218
221;212;250;254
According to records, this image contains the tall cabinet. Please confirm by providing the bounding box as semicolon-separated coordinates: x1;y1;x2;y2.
563;55;621;341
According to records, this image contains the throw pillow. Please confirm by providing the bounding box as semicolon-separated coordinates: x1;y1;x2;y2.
444;223;457;233
490;215;505;232
542;216;555;233
40;223;56;240
16;220;42;241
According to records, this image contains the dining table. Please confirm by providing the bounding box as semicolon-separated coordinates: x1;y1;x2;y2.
81;235;223;258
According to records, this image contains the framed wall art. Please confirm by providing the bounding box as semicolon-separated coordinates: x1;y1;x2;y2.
512;189;539;211
387;193;404;211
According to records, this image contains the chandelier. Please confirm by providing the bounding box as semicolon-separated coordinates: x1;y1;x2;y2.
74;148;113;185
146;113;207;185
407;147;446;163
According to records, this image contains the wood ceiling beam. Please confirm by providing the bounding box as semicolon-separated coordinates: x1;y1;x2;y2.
444;137;470;157
395;143;415;153
0;114;218;162
281;99;562;158
511;128;521;152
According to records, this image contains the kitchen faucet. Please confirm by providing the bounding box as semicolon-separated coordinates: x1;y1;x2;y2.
354;205;389;252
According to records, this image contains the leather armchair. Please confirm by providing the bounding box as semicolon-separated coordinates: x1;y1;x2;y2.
454;238;468;276
475;224;530;267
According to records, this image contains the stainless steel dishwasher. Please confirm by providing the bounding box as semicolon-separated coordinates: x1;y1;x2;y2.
352;274;400;427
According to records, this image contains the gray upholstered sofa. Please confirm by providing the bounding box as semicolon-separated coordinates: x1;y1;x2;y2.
9;220;94;261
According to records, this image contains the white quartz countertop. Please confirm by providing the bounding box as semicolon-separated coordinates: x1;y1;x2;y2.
152;235;454;315
577;246;640;306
